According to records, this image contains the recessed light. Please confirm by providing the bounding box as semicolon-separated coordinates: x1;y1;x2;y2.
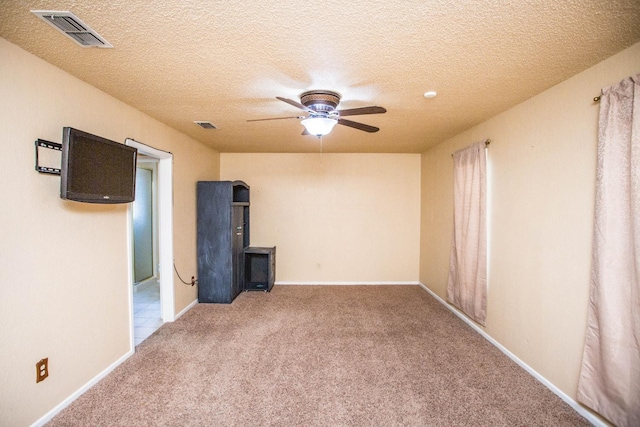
424;91;437;99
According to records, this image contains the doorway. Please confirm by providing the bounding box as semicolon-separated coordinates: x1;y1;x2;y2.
126;139;175;350
133;165;155;284
132;163;160;346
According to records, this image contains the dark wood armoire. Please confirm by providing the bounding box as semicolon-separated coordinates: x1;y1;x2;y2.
197;181;250;303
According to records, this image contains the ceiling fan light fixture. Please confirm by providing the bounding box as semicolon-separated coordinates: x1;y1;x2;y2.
301;117;338;137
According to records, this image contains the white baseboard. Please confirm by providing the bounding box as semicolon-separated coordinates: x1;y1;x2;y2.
31;349;134;427
275;281;420;286
175;298;198;320
32;299;197;426
33;285;600;426
133;276;157;292
417;282;605;427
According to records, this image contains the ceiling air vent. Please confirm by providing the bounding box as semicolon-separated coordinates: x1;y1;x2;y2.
31;10;113;48
194;121;218;130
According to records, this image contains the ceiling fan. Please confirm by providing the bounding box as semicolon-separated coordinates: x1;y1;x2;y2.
248;90;386;137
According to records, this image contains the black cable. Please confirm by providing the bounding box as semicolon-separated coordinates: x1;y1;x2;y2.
173;262;197;286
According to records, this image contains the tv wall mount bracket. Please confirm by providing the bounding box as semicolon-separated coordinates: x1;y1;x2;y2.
35;139;61;175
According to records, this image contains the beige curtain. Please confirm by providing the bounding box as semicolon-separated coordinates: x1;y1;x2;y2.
577;74;640;427
447;141;487;326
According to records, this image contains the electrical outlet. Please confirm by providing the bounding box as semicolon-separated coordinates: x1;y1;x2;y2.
36;358;49;383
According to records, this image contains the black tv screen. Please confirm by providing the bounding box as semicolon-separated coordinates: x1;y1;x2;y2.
60;127;137;204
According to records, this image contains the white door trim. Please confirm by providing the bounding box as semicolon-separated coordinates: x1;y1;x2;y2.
126;139;175;333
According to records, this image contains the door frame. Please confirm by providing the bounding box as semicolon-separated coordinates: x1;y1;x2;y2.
125;139;175;349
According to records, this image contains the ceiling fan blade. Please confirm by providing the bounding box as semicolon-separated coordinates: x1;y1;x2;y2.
276;96;312;112
247;115;303;122
337;106;386;117
337;118;380;133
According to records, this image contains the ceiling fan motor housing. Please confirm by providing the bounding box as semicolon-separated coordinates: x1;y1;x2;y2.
300;90;341;113
249;90;384;134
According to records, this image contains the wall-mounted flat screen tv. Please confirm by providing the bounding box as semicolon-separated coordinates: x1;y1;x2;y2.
60;127;137;204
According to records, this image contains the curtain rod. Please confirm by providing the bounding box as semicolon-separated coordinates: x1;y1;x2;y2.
451;139;491;157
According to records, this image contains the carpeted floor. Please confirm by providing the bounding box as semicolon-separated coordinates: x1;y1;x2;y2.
47;285;590;426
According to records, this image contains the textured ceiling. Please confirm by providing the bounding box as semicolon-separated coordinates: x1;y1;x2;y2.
2;1;640;153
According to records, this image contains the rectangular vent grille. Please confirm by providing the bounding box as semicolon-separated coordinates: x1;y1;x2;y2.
68;32;104;47
194;121;218;130
42;15;86;32
31;10;113;48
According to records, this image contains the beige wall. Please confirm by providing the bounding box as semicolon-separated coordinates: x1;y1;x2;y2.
221;153;421;283
3;28;637;425
0;38;220;426
420;41;640;407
